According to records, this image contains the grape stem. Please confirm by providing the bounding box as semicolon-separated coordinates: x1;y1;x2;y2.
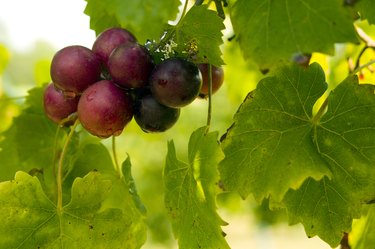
312;95;328;125
151;0;189;53
56;120;79;213
352;59;375;75
112;136;121;177
205;64;213;134
352;27;375;73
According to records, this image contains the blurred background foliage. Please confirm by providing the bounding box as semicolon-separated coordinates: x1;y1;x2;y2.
0;26;326;249
2;2;375;248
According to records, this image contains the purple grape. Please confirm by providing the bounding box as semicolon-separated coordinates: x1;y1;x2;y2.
50;45;101;94
77;80;133;138
134;93;180;133
43;83;79;124
92;27;137;67
149;58;202;108
108;43;154;89
197;64;224;97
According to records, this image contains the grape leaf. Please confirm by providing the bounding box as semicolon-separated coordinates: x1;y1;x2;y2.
175;5;225;66
219;63;332;202
0;86;63;181
0;170;146;248
351;205;375;249
84;0;181;42
164;127;230;249
283;75;375;247
357;0;375;25
229;0;358;69
220;63;375;246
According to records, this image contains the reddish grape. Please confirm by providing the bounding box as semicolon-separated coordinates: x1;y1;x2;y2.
92;27;137;67
134;94;180;133
108;43;154;89
50;45;101;94
77;80;133;138
43;83;79;124
149;58;202;108
198;64;224;97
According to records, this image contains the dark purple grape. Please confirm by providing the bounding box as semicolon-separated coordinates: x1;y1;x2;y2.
50;45;101;94
108;43;154;89
134;94;180;133
198;64;224;97
92;27;137;67
149;58;202;108
77;80;133;138
43;83;79;124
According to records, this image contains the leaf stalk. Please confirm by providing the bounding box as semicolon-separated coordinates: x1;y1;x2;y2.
205;64;213;134
56;120;79;213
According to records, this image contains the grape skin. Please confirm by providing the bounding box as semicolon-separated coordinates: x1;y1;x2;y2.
108;43;154;89
92;27;137;67
50;45;101;94
43;83;79;124
77;80;133;138
197;63;224;97
149;58;202;108
134;94;180;133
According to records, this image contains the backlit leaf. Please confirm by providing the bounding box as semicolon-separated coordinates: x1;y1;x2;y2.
164;127;230;249
230;0;358;69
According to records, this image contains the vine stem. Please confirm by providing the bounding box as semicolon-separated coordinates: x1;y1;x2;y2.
151;0;189;53
112;136;121;177
205;64;213;134
352;59;375;75
56;120;79;213
312;96;328;125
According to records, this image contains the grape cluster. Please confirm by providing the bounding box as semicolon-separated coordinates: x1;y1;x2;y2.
44;27;224;138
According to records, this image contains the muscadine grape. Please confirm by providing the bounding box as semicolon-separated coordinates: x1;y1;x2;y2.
77;80;133;138
50;45;101;94
92;27;137;67
108;43;154;89
149;58;202;108
43;83;79;124
198;63;224;97
134;93;180;133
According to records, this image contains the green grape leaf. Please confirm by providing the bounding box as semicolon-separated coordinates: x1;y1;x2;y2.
357;0;375;25
284;177;360;247
175;5;225;66
283;75;375;247
351;205;375;249
220;63;375;246
84;0;181;42
0;170;146;248
122;157;147;215
229;0;358;69
0;86;62;181
219;63;332;202
164;127;230;249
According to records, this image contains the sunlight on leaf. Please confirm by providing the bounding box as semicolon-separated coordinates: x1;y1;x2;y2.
0;171;146;248
164;127;230;249
230;0;358;69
